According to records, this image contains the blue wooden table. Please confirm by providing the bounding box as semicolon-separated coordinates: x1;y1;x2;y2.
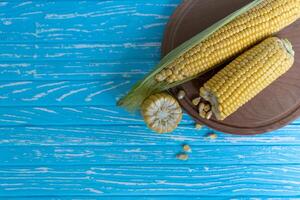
1;0;300;199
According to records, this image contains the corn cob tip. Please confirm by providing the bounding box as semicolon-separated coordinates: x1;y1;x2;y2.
281;39;294;57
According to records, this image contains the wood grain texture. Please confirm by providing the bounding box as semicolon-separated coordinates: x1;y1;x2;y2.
0;106;193;126
0;165;299;196
1;105;300;126
0;0;180;81
1;145;300;165
0;1;179;42
0;60;156;81
6;197;297;200
1;0;300;198
1;125;300;146
0;42;161;61
0;80;133;106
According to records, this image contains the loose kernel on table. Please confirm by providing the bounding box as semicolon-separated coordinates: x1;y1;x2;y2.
177;90;186;100
204;104;211;112
199;102;205;112
195;123;202;130
176;153;189;161
183;144;191;152
206;110;213;120
199;110;206;119
206;133;217;140
198;103;206;118
192;97;201;106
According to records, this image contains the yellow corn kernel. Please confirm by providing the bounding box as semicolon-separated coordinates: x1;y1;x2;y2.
204;104;211;112
156;0;300;84
195;123;203;130
206;133;218;140
200;37;295;120
176;153;189;161
183;144;192;152
192;97;201;106
177;90;186;100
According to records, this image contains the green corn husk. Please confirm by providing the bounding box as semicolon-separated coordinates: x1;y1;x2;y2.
117;0;263;112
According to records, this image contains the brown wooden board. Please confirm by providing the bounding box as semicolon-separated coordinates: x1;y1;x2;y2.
162;0;300;135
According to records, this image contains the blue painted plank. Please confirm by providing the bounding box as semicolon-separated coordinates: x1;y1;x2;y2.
0;125;300;146
0;1;179;42
0;197;224;200
5;196;298;200
1;145;300;165
0;60;155;81
1;0;300;198
0;106;193;126
0;105;300;126
0;42;160;61
0;0;179;83
2;79;300;125
0;125;207;146
0;165;299;196
0;80;132;106
0;198;225;200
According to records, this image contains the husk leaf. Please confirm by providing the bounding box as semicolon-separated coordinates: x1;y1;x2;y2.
117;0;263;112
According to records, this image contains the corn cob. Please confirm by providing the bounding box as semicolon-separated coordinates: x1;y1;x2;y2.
118;0;300;111
157;0;300;83
141;93;182;133
200;37;295;120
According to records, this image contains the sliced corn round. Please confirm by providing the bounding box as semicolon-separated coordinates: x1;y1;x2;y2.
141;93;182;133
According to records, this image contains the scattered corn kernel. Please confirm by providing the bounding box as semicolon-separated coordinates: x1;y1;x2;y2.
195;123;202;130
204;104;211;112
199;110;206;119
206;111;213;120
199;103;205;113
177;90;186;100
206;133;217;140
183;144;192;152
192;97;201;106
176;153;189;161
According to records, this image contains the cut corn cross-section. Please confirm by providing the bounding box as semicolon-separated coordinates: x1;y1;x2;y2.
141;93;182;133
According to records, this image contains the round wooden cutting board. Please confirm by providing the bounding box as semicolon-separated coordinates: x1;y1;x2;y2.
162;0;300;135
